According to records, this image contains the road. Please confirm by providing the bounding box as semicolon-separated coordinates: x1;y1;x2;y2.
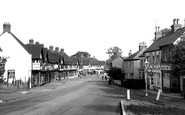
0;75;124;115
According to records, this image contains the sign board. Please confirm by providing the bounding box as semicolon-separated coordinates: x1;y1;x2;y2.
33;62;40;70
7;70;15;78
161;65;171;70
54;64;58;69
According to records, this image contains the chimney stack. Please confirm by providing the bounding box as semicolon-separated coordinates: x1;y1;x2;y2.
171;18;182;32
3;22;11;33
128;50;132;56
55;47;59;52
139;42;147;51
35;41;39;45
81;53;84;58
173;19;176;24
49;45;53;51
154;26;162;40
60;48;64;54
29;39;34;45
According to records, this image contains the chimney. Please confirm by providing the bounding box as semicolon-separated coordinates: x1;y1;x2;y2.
81;53;84;58
154;26;162;40
177;19;179;24
49;45;53;51
139;42;147;51
55;47;59;52
3;22;11;33
60;48;64;54
171;18;182;32
173;19;176;24
128;50;132;56
29;39;34;45
87;54;90;58
35;41;39;45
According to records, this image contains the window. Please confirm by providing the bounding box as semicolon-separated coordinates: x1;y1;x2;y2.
129;61;132;68
156;55;159;63
153;56;155;64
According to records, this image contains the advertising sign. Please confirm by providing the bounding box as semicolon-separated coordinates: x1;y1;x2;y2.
7;70;15;78
33;62;40;70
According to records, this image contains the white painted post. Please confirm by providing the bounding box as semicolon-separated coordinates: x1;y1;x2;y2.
156;89;162;101
127;89;130;100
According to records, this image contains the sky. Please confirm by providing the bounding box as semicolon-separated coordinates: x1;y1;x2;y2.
0;0;185;61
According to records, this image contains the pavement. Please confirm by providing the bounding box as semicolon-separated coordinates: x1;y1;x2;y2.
0;76;80;103
118;87;185;115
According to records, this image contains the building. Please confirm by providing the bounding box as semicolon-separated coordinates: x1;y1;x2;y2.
111;56;124;69
60;49;78;79
144;19;185;93
0;23;32;87
25;40;45;86
124;42;147;79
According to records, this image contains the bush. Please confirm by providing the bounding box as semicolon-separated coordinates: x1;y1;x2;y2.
107;67;125;81
123;79;145;89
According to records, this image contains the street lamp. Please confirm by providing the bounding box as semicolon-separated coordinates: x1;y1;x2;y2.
144;59;149;96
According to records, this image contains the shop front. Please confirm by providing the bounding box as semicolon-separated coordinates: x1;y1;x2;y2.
148;64;162;91
161;64;180;93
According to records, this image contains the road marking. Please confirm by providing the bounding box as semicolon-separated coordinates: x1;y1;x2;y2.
120;100;126;115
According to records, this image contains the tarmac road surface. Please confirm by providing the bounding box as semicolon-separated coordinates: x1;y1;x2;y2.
0;75;123;115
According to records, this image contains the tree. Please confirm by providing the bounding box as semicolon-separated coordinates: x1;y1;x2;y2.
71;51;91;58
170;40;185;76
0;48;7;78
107;67;124;80
106;46;122;60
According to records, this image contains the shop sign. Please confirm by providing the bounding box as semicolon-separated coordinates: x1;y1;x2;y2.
7;70;15;78
33;62;40;70
153;64;161;69
54;64;58;69
161;65;171;70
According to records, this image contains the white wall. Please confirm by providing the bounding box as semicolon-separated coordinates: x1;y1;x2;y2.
0;33;32;83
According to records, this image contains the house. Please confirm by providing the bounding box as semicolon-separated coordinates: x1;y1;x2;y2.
60;48;78;78
25;40;45;86
0;23;32;87
124;42;147;79
71;52;105;75
144;19;185;93
110;56;124;70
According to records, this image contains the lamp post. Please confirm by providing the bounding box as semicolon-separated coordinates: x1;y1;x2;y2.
144;59;149;96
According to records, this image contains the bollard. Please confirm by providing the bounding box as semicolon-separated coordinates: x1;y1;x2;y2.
127;89;130;100
156;89;162;101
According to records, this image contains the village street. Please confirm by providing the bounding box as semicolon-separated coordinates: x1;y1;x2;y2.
0;75;122;115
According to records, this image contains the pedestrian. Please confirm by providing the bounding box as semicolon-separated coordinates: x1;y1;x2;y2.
102;76;104;81
105;76;107;81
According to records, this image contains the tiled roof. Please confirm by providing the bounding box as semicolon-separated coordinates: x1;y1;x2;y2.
124;48;147;61
79;57;90;66
42;48;48;62
25;44;43;59
60;52;73;65
10;33;30;54
70;57;79;65
124;51;140;61
47;50;60;63
90;58;99;65
144;27;185;53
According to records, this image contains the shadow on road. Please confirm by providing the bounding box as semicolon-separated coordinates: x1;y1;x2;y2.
84;103;121;114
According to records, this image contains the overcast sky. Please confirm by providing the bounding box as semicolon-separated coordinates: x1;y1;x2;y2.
0;0;185;60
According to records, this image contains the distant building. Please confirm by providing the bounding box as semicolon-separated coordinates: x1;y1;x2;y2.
124;42;147;79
